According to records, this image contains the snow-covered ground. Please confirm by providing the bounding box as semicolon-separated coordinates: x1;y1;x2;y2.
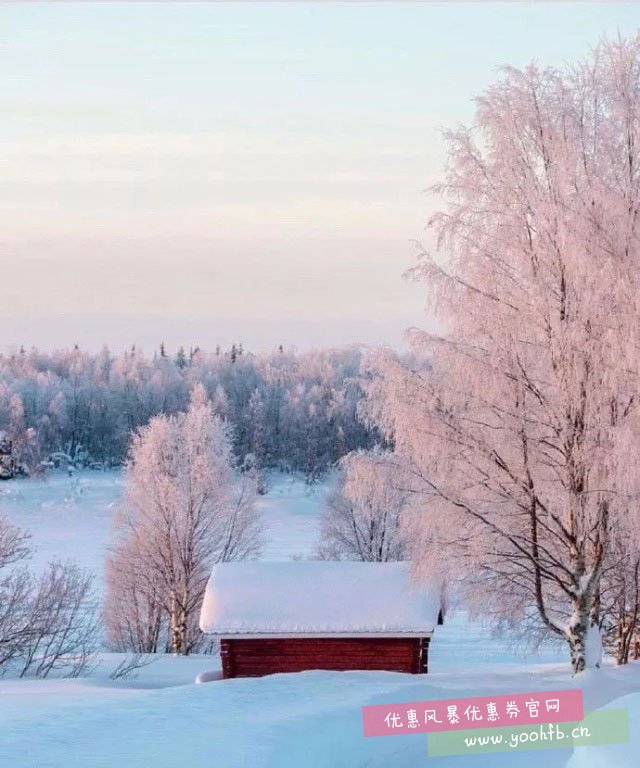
0;470;638;767
0;617;638;768
0;469;123;584
255;473;331;560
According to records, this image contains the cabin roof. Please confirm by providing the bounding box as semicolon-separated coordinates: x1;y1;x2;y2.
199;561;440;637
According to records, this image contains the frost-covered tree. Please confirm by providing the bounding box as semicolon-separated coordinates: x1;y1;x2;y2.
318;448;410;562
364;36;640;673
105;385;262;655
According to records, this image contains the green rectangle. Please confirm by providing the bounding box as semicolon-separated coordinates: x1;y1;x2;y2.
427;709;629;757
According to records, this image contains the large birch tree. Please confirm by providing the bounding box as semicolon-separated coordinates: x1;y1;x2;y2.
365;36;640;673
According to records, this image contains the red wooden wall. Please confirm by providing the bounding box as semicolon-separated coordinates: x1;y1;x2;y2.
220;636;430;678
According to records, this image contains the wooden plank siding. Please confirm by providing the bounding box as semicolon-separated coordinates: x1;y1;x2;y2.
220;637;430;678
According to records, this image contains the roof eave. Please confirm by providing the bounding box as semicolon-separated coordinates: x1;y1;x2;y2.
201;630;434;639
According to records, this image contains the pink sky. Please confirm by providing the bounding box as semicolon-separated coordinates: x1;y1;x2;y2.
1;3;637;352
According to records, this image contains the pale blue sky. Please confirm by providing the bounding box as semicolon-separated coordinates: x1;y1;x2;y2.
1;2;639;353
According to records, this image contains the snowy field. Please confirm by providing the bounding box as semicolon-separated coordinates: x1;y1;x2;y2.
0;470;124;586
0;469;331;589
0;470;638;767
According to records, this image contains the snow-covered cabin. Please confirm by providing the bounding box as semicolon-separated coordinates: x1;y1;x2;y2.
199;561;441;678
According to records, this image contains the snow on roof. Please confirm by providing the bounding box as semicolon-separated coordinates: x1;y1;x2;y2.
199;561;440;637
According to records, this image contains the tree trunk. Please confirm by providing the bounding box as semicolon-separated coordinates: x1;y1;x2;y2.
568;596;602;674
568;618;588;674
616;617;632;665
170;621;186;655
169;595;187;655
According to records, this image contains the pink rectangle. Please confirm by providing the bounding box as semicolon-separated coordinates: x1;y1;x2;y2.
362;689;584;736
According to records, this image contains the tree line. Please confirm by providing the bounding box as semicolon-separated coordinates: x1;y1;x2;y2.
0;343;376;482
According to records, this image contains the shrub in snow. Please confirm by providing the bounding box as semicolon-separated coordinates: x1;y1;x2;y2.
0;516;99;677
108;654;155;681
